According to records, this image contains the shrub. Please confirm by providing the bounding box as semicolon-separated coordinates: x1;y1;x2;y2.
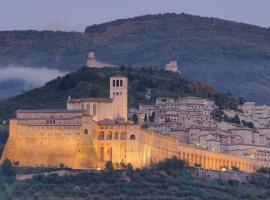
105;161;114;172
0;159;16;177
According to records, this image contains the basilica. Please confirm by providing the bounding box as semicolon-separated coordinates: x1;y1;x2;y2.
0;76;256;172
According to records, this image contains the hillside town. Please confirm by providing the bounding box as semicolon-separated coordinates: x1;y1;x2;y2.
1;54;270;172
129;96;270;168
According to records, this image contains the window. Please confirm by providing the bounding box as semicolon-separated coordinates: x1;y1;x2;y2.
130;135;136;140
106;132;113;140
87;103;90;113
81;103;84;109
98;132;105;140
120;132;127;140
120;80;123;87
93;104;97;116
113;80;116;87
84;129;88;134
116;80;119;87
114;132;119;140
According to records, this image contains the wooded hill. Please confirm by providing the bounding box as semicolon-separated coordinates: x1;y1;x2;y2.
1;13;270;103
0;66;240;121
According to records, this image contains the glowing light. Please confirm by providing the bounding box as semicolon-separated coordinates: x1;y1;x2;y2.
221;168;226;172
97;167;101;171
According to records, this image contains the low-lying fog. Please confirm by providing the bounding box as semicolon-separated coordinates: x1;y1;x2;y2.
0;66;67;99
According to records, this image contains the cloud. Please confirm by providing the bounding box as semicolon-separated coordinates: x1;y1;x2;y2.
0;65;67;91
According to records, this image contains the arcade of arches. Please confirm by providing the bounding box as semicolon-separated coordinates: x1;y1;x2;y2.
95;125;255;172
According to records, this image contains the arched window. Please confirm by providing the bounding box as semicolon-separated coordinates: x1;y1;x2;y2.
84;129;88;134
106;132;113;140
98;132;105;140
130;135;136;140
108;147;112;161
120;132;127;140
114;132;119;140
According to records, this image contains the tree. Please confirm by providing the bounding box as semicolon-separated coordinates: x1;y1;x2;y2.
231;166;239;171
120;161;127;169
234;115;240;124
132;114;138;124
105;161;114;172
144;113;148;123
149;112;155;123
0;159;15;177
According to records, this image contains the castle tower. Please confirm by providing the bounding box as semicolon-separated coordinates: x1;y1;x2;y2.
165;60;181;74
86;51;96;67
110;76;128;121
86;51;115;68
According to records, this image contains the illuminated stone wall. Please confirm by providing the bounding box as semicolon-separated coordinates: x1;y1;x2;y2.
1;118;256;172
1;116;99;169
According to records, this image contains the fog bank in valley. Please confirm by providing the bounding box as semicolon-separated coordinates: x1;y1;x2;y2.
0;66;67;99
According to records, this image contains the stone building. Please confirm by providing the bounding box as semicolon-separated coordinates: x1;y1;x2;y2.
165;60;181;74
0;76;259;172
86;51;115;68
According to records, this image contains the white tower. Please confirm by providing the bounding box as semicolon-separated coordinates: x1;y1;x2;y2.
86;51;95;67
110;76;128;121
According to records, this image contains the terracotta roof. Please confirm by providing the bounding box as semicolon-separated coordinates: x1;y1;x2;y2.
17;109;85;113
110;75;128;79
68;97;113;103
98;118;130;126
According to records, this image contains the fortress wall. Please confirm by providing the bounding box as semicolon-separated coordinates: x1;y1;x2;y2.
94;124;129;168
178;145;255;172
1;116;99;169
1;119;256;172
134;129;256;172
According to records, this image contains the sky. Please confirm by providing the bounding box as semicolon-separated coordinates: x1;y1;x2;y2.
0;0;270;32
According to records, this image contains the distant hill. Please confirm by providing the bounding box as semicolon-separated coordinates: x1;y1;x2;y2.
1;13;270;103
0;67;240;121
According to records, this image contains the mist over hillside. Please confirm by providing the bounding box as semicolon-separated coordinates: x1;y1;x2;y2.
0;66;66;99
0;13;270;103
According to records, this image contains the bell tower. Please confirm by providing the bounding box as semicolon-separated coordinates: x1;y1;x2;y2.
110;76;128;121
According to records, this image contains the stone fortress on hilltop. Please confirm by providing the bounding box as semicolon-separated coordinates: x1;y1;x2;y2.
165;59;181;74
0;75;260;172
86;51;115;68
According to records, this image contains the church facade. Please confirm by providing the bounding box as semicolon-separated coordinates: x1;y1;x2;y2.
0;76;256;172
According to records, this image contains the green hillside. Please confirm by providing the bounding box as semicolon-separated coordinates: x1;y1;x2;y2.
1;158;270;200
1;13;270;103
0;66;240;121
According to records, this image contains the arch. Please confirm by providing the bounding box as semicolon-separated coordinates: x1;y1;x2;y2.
114;132;119;140
120;132;127;140
106;131;113;140
100;147;104;162
235;135;244;145
130;134;136;140
108;147;112;161
98;131;105;140
84;129;88;134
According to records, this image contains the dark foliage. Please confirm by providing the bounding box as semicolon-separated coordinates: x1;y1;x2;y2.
0;159;16;177
2;157;269;199
0;67;241;121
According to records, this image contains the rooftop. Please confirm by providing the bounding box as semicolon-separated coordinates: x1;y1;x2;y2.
17;109;85;113
68;97;113;103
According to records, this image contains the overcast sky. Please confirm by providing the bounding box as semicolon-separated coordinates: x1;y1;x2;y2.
1;0;270;32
